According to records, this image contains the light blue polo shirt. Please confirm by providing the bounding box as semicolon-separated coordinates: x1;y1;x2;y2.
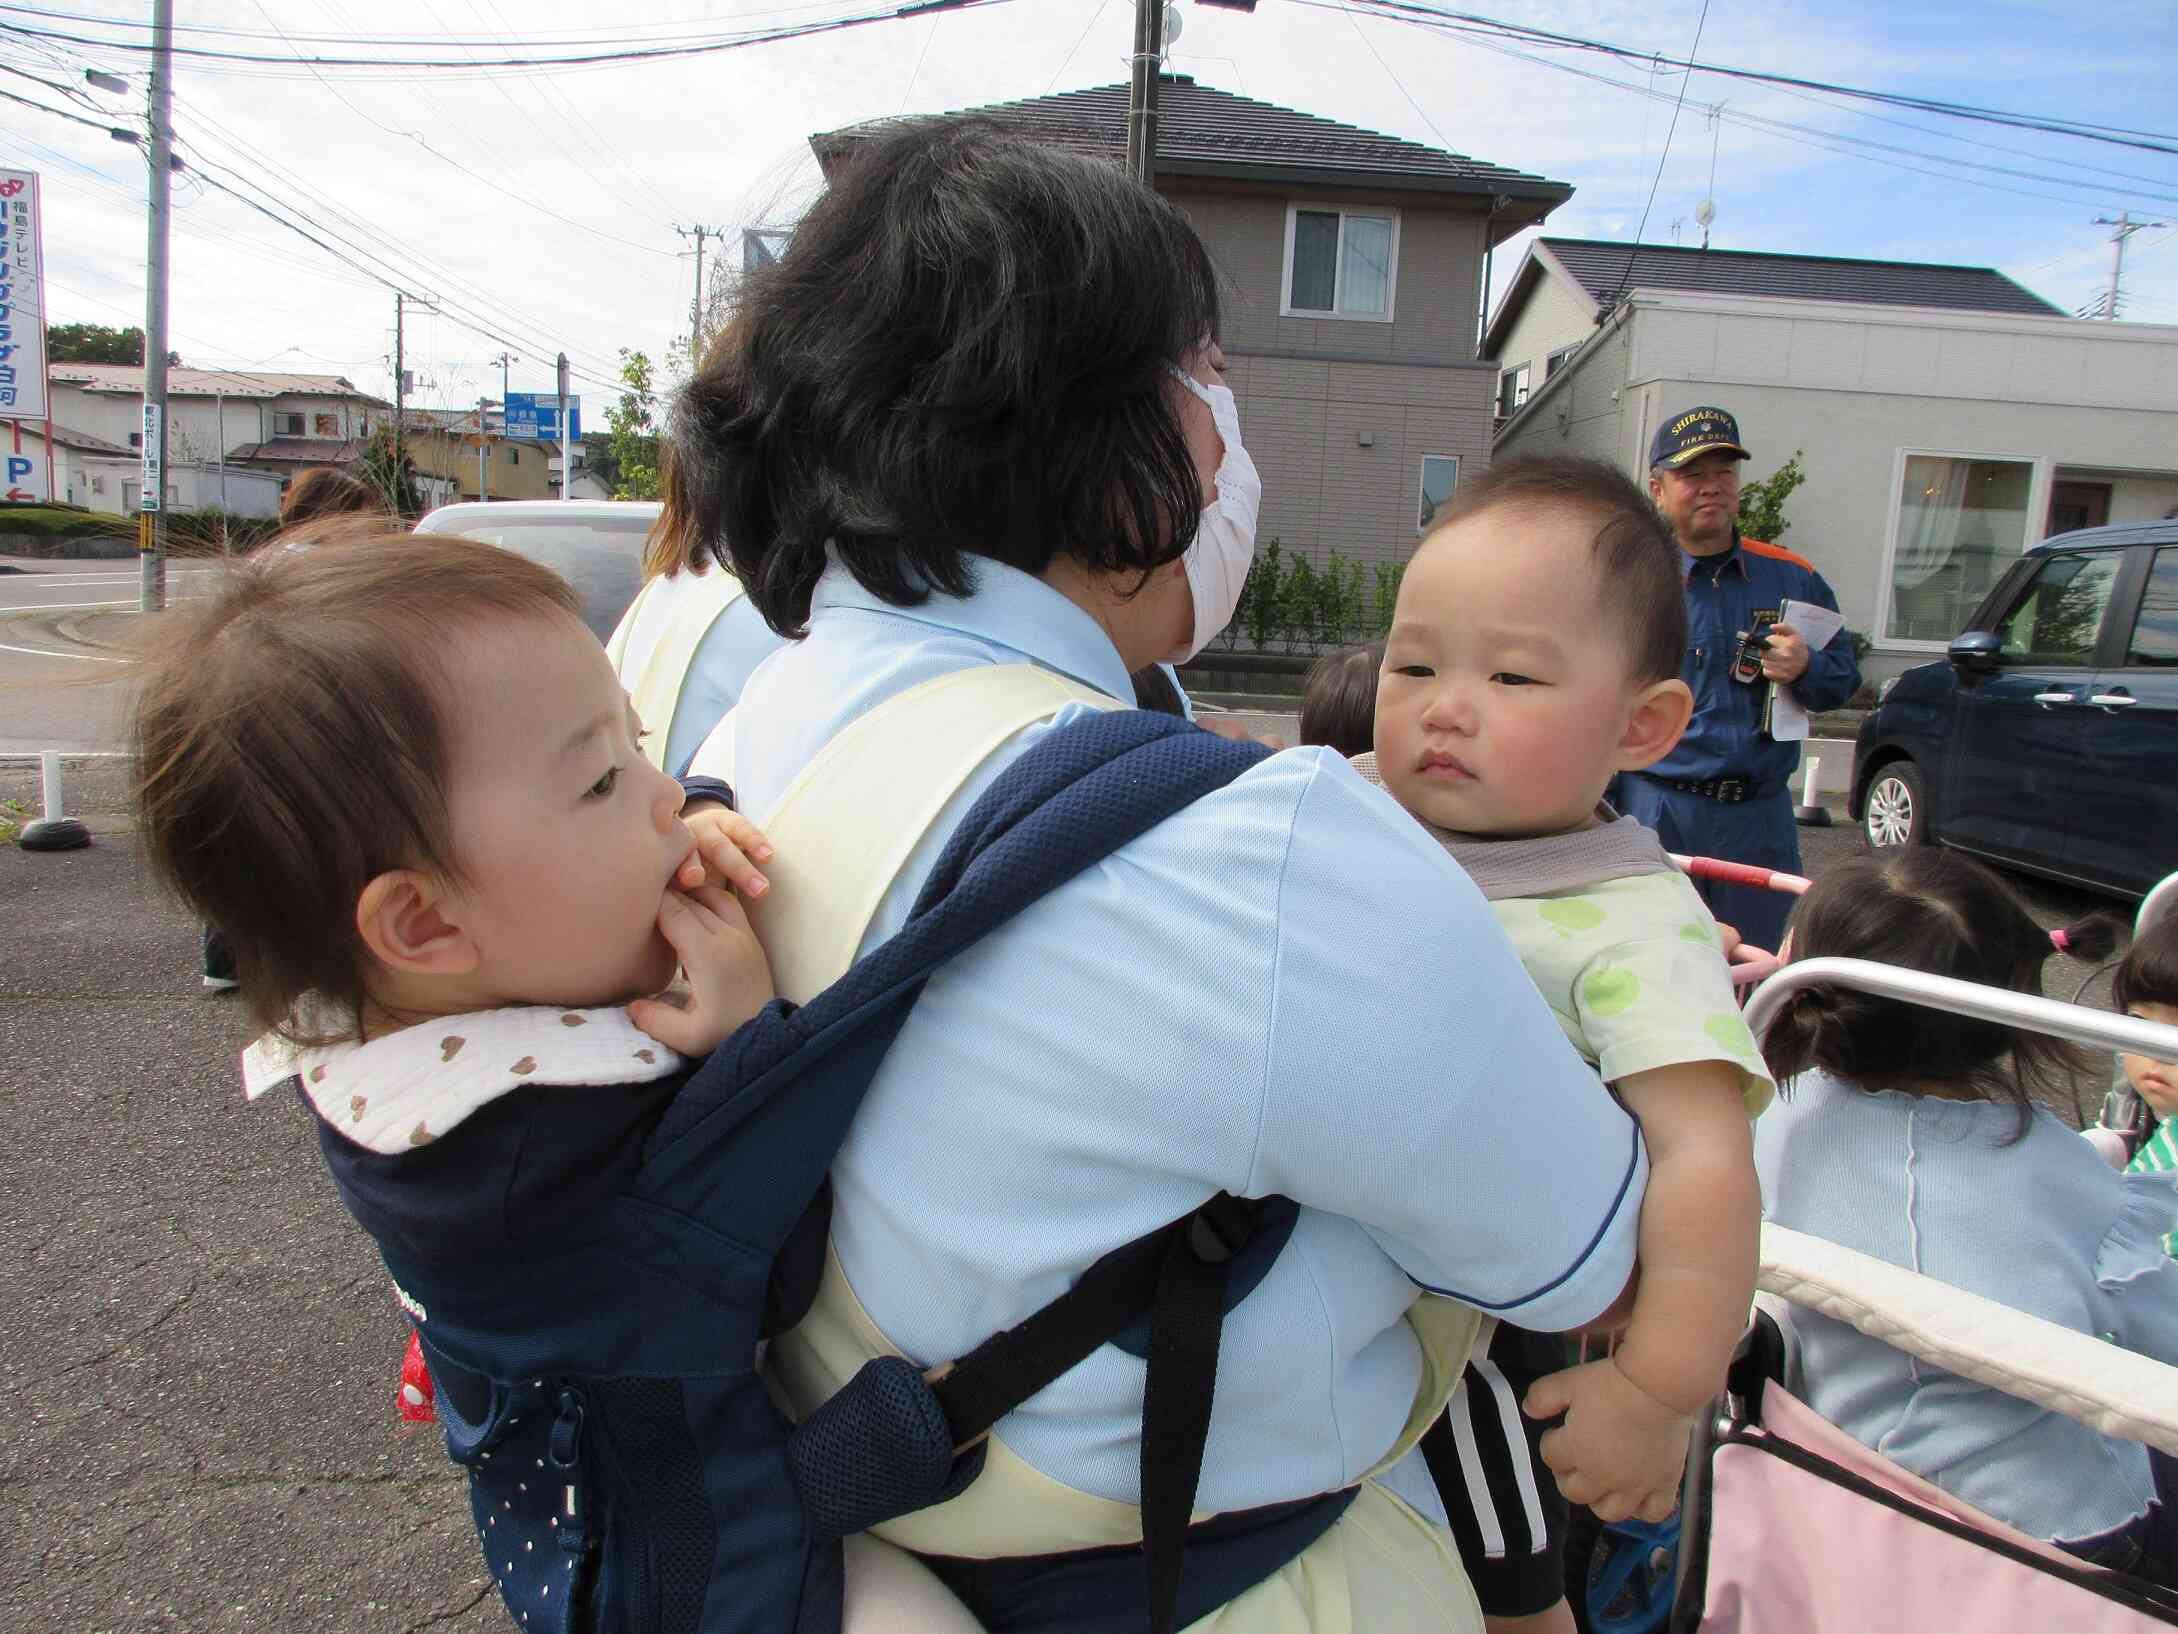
718;559;1646;1511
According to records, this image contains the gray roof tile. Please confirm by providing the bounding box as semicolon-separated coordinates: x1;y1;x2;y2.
1543;238;2062;316
816;76;1571;203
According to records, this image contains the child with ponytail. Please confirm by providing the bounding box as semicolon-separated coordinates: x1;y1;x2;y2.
1753;849;2178;1585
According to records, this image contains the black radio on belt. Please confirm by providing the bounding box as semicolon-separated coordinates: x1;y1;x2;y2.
1729;622;1774;686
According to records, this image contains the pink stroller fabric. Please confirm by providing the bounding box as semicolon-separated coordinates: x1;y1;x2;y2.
1699;1386;2177;1631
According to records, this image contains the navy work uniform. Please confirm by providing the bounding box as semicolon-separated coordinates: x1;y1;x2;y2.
1615;526;1859;951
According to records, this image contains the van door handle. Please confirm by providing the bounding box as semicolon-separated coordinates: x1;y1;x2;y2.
2032;692;2077;705
2088;693;2138;708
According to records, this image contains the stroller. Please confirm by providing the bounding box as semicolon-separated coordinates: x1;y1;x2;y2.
1657;946;2178;1632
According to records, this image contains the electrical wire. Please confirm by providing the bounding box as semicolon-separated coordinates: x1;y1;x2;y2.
0;0;1012;76
1320;6;2178;216
1603;0;1710;308
1317;0;2178;156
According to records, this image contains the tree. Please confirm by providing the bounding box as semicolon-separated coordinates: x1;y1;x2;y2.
357;426;422;519
1737;450;1807;543
604;348;662;501
48;322;179;367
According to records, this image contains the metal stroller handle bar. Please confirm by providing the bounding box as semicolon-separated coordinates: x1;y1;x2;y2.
1744;956;2178;1062
1743;957;2178;1456
1758;1222;2178;1458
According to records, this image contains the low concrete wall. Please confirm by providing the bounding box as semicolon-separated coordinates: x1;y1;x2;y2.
0;531;138;560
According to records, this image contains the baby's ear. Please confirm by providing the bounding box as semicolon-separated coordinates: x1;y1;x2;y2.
356;870;479;977
1615;678;1694;772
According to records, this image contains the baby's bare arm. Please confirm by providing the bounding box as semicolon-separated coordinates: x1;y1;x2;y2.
1610;1061;1760;1412
1527;1061;1756;1522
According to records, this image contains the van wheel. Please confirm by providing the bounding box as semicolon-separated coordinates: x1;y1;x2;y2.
1863;762;1928;850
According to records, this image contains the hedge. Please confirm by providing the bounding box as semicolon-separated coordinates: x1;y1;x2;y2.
1209;540;1405;656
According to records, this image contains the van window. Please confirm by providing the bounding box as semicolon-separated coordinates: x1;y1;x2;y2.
2126;548;2178;668
1992;553;2120;667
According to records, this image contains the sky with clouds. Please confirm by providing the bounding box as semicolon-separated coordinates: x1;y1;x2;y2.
2;0;2173;419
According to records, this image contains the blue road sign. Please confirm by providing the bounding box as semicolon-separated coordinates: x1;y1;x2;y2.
504;392;582;441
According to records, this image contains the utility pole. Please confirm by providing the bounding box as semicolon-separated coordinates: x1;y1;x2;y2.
556;352;572;504
477;396;488;501
393;291;406;507
1124;0;1168;186
676;224;724;356
2091;211;2168;321
137;0;173;613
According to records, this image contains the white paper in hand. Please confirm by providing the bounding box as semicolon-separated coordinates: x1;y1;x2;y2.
1766;598;1847;742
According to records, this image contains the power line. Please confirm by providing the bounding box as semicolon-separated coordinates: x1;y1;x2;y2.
164;89;626;381
1321;0;2178;156
1318;7;2178;216
1606;0;1710;309
0;0;1010;76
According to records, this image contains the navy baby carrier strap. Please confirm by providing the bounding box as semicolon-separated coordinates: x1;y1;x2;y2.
372;708;1309;1634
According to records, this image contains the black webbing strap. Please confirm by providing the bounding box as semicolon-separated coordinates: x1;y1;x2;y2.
928;1192;1260;1634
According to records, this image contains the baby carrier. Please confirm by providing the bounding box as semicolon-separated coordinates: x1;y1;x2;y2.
322;704;1308;1634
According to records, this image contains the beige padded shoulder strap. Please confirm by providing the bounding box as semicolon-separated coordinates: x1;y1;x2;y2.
740;664;1120;1005
609;570;748;772
1759;1221;2178;1458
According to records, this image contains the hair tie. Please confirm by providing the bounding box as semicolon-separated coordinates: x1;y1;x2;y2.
2050;928;2071;954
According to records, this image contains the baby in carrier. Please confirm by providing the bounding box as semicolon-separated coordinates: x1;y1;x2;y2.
127;534;984;1633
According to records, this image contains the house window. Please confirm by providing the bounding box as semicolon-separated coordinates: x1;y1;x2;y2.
1496;365;1530;419
1545;344;1577;379
1418;456;1460;531
314;412;337;437
274;411;306;437
510;447;519;465
1882;453;2036;643
1282;206;1398;321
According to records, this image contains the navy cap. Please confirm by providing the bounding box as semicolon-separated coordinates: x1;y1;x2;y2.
1651;406;1751;470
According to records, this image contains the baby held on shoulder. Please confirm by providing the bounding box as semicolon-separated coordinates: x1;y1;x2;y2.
1347;455;1773;1526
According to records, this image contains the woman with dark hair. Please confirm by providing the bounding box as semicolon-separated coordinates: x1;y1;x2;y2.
667;118;1645;1633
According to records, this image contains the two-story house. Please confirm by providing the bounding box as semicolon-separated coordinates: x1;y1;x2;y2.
1484;241;2178;679
48;366;393;488
812;77;1572;590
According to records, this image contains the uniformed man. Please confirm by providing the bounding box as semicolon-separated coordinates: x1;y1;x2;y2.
1613;407;1861;952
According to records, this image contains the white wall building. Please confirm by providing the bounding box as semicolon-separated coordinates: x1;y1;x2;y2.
47;365;390;476
1493;280;2178;681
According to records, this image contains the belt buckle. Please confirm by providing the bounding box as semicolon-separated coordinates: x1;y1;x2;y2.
1716;779;1749;804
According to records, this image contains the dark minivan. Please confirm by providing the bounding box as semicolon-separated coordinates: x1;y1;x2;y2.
1851;519;2178;900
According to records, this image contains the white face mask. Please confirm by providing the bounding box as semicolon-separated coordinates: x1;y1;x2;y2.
1166;368;1262;664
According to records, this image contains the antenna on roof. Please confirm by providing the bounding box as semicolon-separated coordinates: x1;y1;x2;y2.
1701;102;1724;250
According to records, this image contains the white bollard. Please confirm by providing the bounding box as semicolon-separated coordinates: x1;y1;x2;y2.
1794;754;1832;827
18;750;91;852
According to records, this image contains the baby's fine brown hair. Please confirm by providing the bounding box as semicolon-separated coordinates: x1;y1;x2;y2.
1424;455;1687;685
130;534;582;1041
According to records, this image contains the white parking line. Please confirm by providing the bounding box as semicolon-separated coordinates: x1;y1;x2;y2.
0;639;122;663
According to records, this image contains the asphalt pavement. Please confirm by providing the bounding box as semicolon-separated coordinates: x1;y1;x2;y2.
0;557;224;756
